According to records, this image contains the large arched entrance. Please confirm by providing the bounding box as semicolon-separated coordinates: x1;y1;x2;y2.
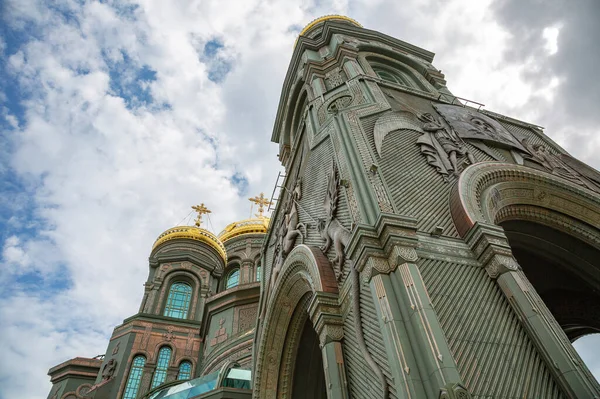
253;245;347;399
501;219;600;341
450;162;600;398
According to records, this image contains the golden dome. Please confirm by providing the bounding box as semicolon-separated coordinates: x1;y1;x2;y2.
298;15;362;38
218;217;270;244
152;226;227;263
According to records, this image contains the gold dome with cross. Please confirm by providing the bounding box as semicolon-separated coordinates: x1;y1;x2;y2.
152;203;227;262
218;194;272;243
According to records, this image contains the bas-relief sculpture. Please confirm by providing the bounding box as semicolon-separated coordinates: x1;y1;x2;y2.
425;104;534;176
374;104;524;182
522;138;600;193
416;112;475;181
432;104;525;151
317;162;351;280
270;178;306;293
101;359;117;381
420;104;600;192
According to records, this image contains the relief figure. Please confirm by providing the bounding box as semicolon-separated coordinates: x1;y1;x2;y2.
101;359;117;381
318;163;351;280
269;179;306;293
522;139;599;192
417;113;475;181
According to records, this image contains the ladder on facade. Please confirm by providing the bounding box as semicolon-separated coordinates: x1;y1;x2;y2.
437;92;485;110
268;171;286;213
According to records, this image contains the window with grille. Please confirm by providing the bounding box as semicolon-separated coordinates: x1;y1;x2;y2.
373;66;411;86
122;355;145;399
151;347;172;388
226;269;239;289
163;282;192;319
177;361;192;380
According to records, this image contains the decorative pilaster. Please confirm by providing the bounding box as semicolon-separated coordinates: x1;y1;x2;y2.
166;366;178;383
241;260;253;284
139;364;154;395
348;213;469;398
371;273;425;399
308;292;349;399
389;262;467;398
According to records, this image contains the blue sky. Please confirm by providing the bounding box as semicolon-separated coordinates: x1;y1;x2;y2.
1;0;599;398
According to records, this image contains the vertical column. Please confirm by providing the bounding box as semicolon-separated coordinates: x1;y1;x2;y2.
389;259;466;397
348;214;471;398
321;339;349;399
241;260;253;285
342;59;364;79
311;76;327;98
308;293;349;399
466;222;600;398
364;246;468;398
370;272;425;399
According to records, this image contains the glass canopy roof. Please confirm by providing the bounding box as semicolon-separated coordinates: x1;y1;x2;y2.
145;367;251;399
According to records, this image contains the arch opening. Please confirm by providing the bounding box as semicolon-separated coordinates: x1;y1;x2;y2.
451;163;600;387
254;245;341;399
290;317;327;399
501;219;600;341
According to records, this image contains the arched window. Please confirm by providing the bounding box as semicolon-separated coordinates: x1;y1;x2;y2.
373;65;411;86
163;282;192;319
225;269;239;289
151;346;172;388
256;265;261;282
177;361;192;380
122;355;146;399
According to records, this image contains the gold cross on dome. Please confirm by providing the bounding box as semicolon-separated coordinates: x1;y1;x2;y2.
191;203;211;227
249;193;272;217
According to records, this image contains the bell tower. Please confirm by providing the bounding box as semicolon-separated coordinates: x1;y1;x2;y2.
255;15;600;399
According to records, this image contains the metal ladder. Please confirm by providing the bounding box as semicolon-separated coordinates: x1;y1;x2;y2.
268;171;286;213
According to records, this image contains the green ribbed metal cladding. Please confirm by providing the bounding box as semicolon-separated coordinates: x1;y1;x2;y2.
419;257;565;398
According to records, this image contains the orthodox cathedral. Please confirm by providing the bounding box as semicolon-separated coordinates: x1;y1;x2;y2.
47;15;600;399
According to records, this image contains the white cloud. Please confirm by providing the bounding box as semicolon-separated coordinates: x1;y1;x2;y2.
0;0;598;397
2;236;30;268
543;25;561;55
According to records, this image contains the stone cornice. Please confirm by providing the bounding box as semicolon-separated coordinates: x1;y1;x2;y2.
346;213;418;273
117;313;203;330
149;247;225;277
464;222;520;279
307;291;344;345
48;357;102;383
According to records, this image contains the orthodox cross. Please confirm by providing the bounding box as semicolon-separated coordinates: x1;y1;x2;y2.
249;193;272;217
191;203;211;227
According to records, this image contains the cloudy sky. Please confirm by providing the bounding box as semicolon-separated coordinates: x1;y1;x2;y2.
0;0;599;397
